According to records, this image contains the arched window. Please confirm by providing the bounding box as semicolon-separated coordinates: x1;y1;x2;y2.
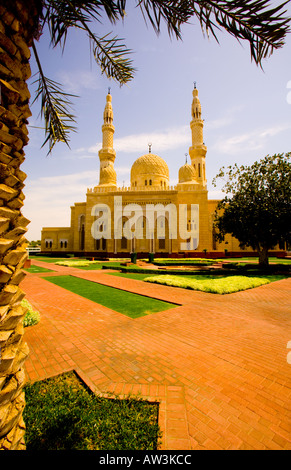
149;179;152;186
60;241;63;248
145;180;147;186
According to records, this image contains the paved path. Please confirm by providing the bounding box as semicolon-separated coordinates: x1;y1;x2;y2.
22;260;291;450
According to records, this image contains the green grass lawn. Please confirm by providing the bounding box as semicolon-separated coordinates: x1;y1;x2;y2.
23;371;161;450
24;265;55;273
108;272;153;281
43;275;177;318
144;274;285;294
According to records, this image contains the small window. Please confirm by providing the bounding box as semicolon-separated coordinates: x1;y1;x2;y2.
145;180;147;186
149;179;152;186
60;241;63;248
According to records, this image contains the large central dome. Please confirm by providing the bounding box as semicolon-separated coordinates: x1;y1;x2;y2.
131;153;169;188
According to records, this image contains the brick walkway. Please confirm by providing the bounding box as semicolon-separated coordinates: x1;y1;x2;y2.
22;260;291;450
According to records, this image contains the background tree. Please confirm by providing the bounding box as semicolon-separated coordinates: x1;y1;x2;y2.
0;0;290;450
212;153;291;267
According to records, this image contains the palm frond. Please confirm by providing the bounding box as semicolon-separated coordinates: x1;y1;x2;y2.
32;42;77;155
34;0;290;154
43;0;135;83
136;1;290;65
189;0;290;65
136;0;193;39
43;0;121;49
91;32;135;83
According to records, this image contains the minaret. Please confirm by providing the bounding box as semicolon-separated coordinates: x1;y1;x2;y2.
189;83;207;187
98;90;117;186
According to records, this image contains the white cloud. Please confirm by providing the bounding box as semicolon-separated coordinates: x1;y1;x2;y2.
208;189;225;200
206;116;233;130
115;166;132;175
57;70;101;94
24;171;98;240
89;125;190;154
87;114;234;156
213;123;291;155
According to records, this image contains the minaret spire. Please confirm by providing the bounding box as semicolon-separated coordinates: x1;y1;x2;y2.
98;91;117;186
189;85;207;187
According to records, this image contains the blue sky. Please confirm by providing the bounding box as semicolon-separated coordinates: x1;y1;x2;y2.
22;2;291;241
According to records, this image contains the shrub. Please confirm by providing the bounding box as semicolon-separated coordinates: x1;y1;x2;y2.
22;299;40;327
152;259;214;266
55;260;101;267
144;275;271;294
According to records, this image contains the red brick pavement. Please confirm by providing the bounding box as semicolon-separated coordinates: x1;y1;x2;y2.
22;260;291;450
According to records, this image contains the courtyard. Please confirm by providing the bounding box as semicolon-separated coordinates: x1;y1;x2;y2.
22;257;291;450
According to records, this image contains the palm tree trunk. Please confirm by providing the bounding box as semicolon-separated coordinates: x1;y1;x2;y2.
0;0;41;450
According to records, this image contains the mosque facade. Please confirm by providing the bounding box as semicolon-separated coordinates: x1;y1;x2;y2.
40;87;253;257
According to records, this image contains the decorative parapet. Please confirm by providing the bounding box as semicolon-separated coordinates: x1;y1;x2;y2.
86;184;202;194
87;185;174;193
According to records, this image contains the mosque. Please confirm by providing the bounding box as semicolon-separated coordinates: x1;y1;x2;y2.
40;86;250;257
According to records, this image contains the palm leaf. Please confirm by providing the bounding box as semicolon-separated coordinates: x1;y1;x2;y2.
34;0;290;154
32;42;77;154
188;1;290;64
136;1;290;64
43;0;135;83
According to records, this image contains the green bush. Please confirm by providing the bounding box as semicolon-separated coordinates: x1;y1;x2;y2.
144;274;271;294
152;259;214;266
55;260;101;267
22;299;40;327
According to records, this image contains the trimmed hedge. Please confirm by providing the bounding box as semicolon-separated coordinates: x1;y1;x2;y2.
152;259;215;266
144;274;272;294
102;264;290;276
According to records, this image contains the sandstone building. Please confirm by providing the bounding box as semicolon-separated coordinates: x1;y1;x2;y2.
40;86;253;257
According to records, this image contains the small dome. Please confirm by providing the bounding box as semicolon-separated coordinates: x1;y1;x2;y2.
178;162;196;183
131;153;169;187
